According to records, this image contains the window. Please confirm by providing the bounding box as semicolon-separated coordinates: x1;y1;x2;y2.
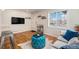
48;11;67;28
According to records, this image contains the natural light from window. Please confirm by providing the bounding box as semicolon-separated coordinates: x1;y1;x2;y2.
48;11;67;29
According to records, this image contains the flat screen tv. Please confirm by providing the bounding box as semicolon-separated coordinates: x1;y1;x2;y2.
11;17;25;24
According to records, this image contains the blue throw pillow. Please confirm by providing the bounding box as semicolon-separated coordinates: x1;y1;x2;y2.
63;30;78;41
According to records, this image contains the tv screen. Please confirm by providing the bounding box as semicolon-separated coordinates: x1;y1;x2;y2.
11;17;25;24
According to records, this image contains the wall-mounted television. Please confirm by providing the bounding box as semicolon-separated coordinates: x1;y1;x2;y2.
11;17;25;24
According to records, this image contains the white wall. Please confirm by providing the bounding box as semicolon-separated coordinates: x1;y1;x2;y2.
67;9;79;29
1;10;32;33
1;9;79;37
0;10;2;36
32;9;79;37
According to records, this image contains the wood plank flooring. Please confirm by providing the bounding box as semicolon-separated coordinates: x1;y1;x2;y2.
0;31;57;49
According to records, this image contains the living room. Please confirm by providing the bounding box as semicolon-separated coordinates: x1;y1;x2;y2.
0;9;79;49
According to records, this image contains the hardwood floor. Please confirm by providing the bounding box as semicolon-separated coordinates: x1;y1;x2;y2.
0;31;57;49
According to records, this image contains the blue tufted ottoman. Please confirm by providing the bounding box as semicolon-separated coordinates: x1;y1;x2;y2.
32;34;46;49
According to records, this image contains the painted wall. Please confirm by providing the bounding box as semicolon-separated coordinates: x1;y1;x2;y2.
1;9;79;37
32;9;79;37
67;9;79;29
0;10;2;36
1;10;32;33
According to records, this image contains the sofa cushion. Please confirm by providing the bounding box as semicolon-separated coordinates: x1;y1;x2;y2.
51;40;68;49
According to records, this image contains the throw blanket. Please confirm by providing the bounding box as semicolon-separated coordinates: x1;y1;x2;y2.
60;43;79;49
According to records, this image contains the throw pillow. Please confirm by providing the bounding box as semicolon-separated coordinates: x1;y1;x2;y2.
63;30;78;41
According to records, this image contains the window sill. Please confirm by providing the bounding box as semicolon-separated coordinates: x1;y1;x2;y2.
48;25;67;30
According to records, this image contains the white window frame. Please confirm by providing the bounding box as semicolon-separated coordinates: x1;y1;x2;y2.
48;11;67;29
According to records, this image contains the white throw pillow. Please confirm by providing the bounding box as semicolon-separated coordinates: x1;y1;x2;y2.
60;30;66;35
57;36;68;43
68;37;79;45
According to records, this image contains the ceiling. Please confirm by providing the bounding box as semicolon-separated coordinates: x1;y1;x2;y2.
1;9;50;14
17;9;48;13
1;9;67;14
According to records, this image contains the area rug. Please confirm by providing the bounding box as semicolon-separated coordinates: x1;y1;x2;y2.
18;39;56;49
